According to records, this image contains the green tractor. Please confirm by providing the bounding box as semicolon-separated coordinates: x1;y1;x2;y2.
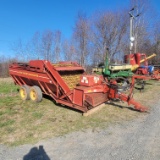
92;51;134;91
92;51;133;79
103;56;133;79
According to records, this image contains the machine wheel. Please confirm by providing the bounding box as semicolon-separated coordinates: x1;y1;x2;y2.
116;78;130;92
19;85;30;100
29;86;42;102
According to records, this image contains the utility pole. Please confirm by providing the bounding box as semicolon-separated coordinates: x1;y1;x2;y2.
129;7;140;54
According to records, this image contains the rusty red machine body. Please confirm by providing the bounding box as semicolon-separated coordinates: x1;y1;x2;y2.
9;60;148;112
125;53;160;80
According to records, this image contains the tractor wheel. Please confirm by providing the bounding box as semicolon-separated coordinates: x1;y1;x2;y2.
29;86;42;102
19;85;30;100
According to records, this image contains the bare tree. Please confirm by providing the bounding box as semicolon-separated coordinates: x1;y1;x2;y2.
154;21;160;51
151;21;160;63
11;35;41;61
11;39;28;61
73;12;90;66
11;30;63;63
41;30;54;61
91;10;128;64
53;30;61;62
30;32;41;59
62;39;77;61
40;30;62;63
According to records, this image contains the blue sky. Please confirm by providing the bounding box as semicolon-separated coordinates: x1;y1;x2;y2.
0;0;159;57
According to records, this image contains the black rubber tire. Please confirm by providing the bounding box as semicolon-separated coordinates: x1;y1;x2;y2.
19;85;30;100
29;86;42;102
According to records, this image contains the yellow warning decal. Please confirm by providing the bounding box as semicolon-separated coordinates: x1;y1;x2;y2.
17;71;38;77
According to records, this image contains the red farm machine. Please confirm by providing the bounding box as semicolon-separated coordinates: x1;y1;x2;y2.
125;53;160;80
9;60;148;113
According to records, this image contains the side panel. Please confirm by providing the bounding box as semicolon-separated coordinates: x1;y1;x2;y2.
9;69;51;83
85;92;108;107
73;89;83;106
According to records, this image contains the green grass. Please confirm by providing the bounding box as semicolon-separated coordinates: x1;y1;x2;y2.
0;78;160;146
0;120;15;128
0;80;18;94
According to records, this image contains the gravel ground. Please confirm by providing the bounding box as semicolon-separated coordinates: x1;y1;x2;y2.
0;100;160;160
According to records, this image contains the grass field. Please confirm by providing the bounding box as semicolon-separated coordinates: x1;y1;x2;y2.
0;77;160;146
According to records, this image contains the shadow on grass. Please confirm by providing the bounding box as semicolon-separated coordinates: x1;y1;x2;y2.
43;94;148;115
105;101;149;113
43;94;83;114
